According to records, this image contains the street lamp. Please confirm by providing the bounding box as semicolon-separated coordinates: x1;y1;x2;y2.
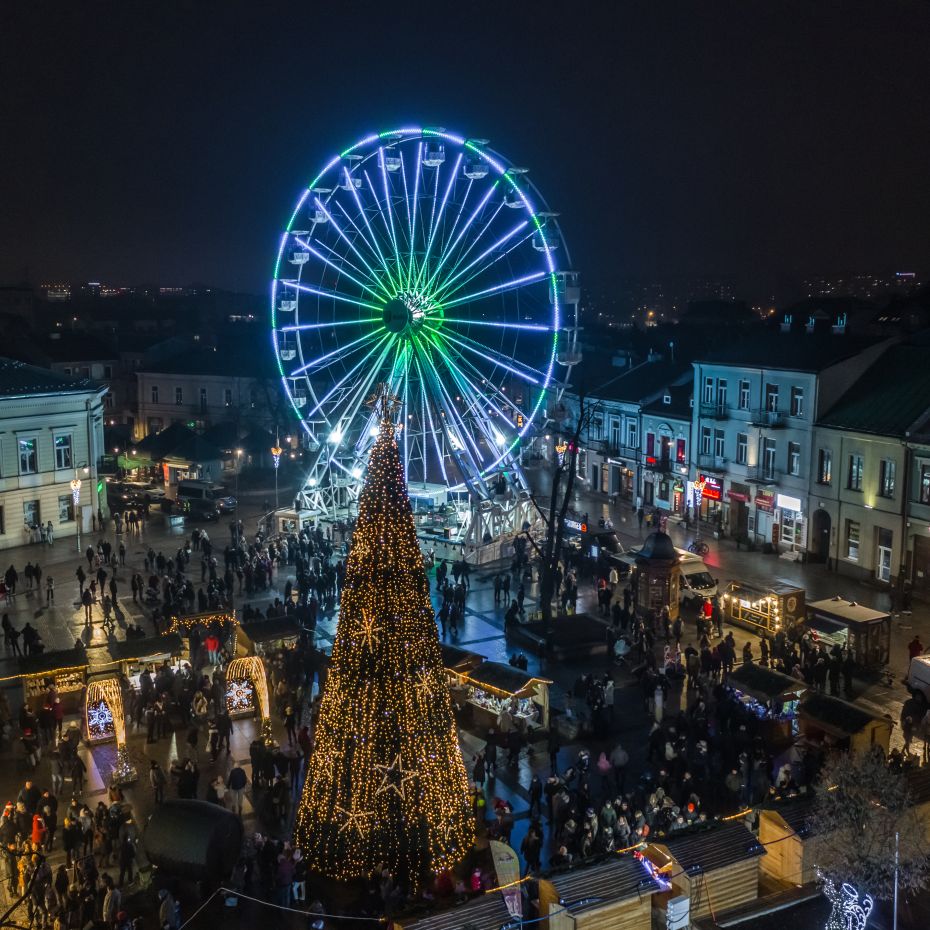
271;436;283;519
235;448;243;543
70;476;82;551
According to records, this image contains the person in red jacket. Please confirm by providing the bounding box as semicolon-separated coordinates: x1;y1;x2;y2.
31;812;47;848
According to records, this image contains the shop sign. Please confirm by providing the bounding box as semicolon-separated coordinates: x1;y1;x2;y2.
699;474;722;500
563;517;587;533
755;490;776;512
776;493;802;513
727;490;748;502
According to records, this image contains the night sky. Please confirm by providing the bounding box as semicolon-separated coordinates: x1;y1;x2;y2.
1;1;929;298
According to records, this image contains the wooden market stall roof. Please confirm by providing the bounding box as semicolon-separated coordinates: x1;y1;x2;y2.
439;643;484;674
798;692;892;739
18;648;89;678
807;597;889;627
463;660;553;698
240;617;303;643
727;664;806;702
762;795;820;839
404;891;511;930
106;634;183;664
549;855;662;911
661;822;766;874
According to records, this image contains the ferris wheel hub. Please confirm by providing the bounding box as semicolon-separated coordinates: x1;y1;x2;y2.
382;291;438;335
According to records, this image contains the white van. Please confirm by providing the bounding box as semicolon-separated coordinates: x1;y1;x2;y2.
907;655;930;702
677;551;718;605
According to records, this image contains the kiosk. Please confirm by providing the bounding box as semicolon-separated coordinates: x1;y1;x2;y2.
806;597;891;669
797;692;893;754
459;661;552;730
722;582;805;636
107;635;184;688
19;649;89;715
726;664;807;743
237;617;303;658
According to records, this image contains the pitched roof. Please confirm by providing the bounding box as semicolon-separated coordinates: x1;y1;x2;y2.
0;358;101;398
696;331;877;372
799;692;889;736
641;382;693;419
405;893;510;930
589;361;690;404
550;855;661;909
817;343;930;437
662;821;765;872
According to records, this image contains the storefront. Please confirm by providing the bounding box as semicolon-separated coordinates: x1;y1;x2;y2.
693;474;723;524
19;649;89;715
776;493;806;553
454;662;552;731
727;483;751;539
107;635;184;689
721;581;805;636
608;459;635;501
754;489;776;544
806;597;891;669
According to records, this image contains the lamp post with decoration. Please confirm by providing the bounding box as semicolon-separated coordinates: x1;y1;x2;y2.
271;435;283;524
70;475;82;552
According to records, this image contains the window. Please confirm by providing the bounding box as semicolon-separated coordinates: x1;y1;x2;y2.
700;426;712;456
23;500;40;528
175;387;183;406
610;419;621;450
845;519;861;561
714;429;725;459
54;434;73;470
790;386;804;418
103;393;114;410
715;378;728;408
702;376;714;404
736;433;748;465
103;365;113;379
200;387;208;413
921;465;930;505
764;383;779;412
848;454;863;491
625;421;637;449
763;438;776;479
645;433;655;457
787;441;801;476
879;459;896;498
817;448;833;485
738;379;750;410
18;438;37;475
224;388;233;406
676;438;686;463
151;385;159;404
58;495;74;523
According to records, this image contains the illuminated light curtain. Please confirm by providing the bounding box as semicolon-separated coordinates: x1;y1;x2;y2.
226;656;270;720
293;402;473;888
86;677;126;745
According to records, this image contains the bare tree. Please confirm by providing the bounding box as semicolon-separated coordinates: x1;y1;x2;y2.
811;748;929;904
526;394;598;630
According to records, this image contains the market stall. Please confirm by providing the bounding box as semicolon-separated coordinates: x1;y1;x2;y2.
106;635;184;689
806;597;891;669
236;617;302;658
798;692;893;754
726;664;807;743
758;796;823;886
459;661;552;731
722;581;805;636
19;649;89;715
440;643;484;686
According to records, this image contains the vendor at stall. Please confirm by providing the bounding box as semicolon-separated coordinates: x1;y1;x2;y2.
459;662;552;732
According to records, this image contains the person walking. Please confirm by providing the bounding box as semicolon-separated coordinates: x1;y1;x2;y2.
226;764;248;816
149;761;166;804
45;576;54;605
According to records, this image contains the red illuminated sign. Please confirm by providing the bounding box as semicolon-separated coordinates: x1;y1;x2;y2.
698;474;722;500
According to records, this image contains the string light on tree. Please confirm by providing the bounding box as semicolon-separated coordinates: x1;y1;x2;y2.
293;384;473;887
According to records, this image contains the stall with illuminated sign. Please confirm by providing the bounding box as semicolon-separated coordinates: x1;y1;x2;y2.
721;581;805;636
695;473;723;523
805;597;891;669
169;611;238;659
459;662;552;731
19;649;89;715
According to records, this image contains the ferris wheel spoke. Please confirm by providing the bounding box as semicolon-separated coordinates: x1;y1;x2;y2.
425;324;545;385
292;235;385;302
438;269;548;311
373;154;405;281
423;194;503;297
438;343;528;422
284;280;383;312
302;236;391;300
421;176;474;293
397;150;415;285
412;352;449;485
440;318;552;332
413;152;460;293
329;197;398;294
340;167;399;291
405;143;423;289
280;317;380;333
302;333;393;420
289;329;384;377
312;198;394;299
431;220;531;303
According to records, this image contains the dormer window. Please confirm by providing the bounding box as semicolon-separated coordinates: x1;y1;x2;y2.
663;394;671;404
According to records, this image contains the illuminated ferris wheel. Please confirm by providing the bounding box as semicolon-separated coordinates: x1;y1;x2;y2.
271;126;580;512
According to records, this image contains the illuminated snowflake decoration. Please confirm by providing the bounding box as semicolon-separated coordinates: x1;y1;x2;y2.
87;700;115;741
226;678;255;713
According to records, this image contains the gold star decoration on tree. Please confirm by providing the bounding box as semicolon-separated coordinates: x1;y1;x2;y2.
375;753;419;800
412;669;433;701
366;382;402;420
358;611;381;651
312;749;343;785
334;802;376;837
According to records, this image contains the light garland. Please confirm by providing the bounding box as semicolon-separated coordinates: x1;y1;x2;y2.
293;402;474;888
226;656;271;722
822;877;873;930
86;676;137;784
167;611;238;635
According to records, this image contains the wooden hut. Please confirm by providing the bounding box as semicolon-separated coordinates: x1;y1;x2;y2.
757;796;825;886
460;661;553;730
645;822;765;921
798;692;893;754
237;617;303;657
546;856;662;930
19;648;89;714
726;664;807;744
403;892;511;930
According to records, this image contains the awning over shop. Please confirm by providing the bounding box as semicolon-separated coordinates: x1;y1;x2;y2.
463;661;552;698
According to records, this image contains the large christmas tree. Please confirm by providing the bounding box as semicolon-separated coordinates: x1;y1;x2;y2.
294;400;474;886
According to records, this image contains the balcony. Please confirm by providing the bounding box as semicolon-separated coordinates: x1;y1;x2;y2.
697;453;728;473
750;409;786;428
643;455;675;475
700;402;730;420
746;465;779;484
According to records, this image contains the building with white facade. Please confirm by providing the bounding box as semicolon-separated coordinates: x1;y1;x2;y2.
0;359;107;550
689;329;891;553
812;342;930;586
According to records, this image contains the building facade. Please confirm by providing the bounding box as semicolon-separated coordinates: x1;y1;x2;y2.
0;359;107;550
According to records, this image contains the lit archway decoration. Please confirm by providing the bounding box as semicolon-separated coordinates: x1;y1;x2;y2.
86;677;137;784
226;656;271;740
